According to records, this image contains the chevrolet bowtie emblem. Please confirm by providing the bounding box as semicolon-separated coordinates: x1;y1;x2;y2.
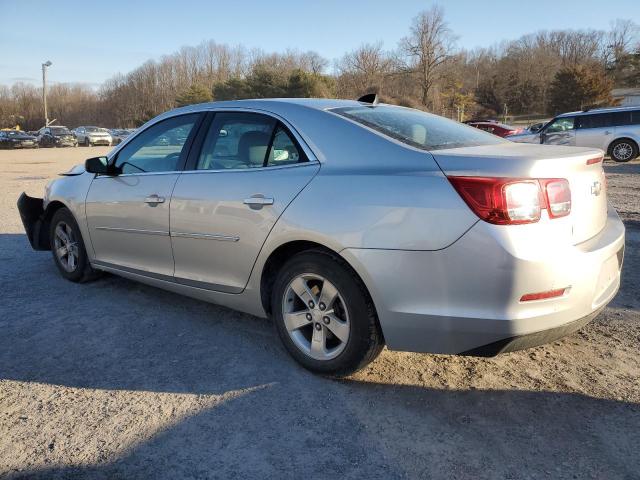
591;181;602;196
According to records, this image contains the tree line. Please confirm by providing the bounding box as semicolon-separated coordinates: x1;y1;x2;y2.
1;6;638;131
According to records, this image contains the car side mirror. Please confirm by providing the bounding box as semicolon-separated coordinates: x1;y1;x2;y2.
85;156;114;175
539;132;545;144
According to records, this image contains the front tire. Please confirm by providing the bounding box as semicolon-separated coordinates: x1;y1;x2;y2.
49;208;101;283
610;139;638;162
272;250;384;376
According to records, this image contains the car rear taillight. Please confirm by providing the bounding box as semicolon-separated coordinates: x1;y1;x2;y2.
541;179;571;218
448;177;571;225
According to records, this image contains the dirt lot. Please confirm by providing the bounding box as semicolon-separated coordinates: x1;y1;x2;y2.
0;147;638;479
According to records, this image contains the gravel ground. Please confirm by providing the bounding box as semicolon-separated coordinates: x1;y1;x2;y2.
0;147;638;480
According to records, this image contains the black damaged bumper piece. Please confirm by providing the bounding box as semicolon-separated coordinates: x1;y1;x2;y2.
17;192;49;250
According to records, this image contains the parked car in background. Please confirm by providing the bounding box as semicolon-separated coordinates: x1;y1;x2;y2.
17;98;625;375
466;120;524;138
507;106;640;162
37;126;77;148
109;129;133;145
0;130;39;149
75;126;113;146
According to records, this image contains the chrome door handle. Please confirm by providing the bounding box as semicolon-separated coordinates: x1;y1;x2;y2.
144;195;165;205
604;131;611;135
243;196;274;208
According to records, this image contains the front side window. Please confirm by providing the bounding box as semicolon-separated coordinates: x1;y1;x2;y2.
332;105;506;151
114;114;198;174
545;117;575;133
196;112;307;170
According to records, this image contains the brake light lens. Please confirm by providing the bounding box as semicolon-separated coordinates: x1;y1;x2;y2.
541;179;571;218
448;177;571;225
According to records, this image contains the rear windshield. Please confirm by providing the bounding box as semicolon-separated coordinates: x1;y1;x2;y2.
332;105;506;151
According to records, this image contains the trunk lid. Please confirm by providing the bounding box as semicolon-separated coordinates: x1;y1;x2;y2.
431;143;607;244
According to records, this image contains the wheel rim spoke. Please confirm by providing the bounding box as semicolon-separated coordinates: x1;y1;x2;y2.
324;313;349;343
290;276;317;305
55;225;69;244
310;325;326;357
284;311;310;332
318;280;339;311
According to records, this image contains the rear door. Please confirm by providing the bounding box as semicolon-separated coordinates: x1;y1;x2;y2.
85;113;202;276
542;117;576;145
170;111;319;293
575;113;614;151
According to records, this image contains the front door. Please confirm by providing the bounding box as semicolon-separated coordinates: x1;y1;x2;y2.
542;116;576;145
85;113;201;276
170;111;319;293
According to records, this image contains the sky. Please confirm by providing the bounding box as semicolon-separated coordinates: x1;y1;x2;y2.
1;0;638;88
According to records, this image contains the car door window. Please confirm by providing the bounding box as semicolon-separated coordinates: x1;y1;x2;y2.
546;117;574;133
196;112;276;170
266;125;306;166
114;114;199;174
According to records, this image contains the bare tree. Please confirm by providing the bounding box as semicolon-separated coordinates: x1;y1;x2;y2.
399;6;457;107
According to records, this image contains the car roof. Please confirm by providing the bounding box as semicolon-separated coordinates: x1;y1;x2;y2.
557;105;639;118
164;98;368;118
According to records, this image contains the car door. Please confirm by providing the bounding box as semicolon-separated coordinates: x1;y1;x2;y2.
542;117;576;145
170;111;320;293
574;113;614;151
85;113;202;276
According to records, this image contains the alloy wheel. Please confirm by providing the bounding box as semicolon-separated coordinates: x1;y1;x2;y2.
613;142;633;161
282;273;350;361
53;221;79;272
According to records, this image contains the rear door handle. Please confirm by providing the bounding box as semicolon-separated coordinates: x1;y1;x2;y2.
144;194;165;205
244;195;274;209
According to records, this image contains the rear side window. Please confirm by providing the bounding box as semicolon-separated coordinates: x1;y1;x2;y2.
577;113;613;129
611;111;634;126
196;112;307;170
331;105;505;151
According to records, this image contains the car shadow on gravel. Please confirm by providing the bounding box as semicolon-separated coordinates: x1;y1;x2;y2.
2;233;639;479
6;384;640;479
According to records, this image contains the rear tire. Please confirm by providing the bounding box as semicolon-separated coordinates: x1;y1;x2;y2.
609;138;638;162
49;208;101;283
271;250;384;376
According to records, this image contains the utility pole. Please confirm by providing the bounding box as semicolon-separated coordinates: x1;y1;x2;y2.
42;61;52;127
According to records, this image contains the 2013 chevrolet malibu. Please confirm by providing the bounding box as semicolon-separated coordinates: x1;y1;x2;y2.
17;98;625;375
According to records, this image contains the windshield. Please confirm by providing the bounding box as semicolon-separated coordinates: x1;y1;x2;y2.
50;127;71;135
332;105;506;151
85;127;108;133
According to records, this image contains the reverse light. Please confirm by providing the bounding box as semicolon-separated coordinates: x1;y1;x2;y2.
520;288;567;302
448;176;571;225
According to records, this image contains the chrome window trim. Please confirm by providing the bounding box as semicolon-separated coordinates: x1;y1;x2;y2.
181;160;319;175
107;106;319;164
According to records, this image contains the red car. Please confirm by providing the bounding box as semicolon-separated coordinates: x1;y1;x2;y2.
466;121;523;138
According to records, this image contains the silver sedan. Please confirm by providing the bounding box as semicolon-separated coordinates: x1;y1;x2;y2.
17;98;625;375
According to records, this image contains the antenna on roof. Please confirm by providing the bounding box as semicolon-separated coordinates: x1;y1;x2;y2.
357;93;379;105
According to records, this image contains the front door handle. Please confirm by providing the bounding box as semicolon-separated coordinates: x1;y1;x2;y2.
144;194;165;206
604;130;611;135
244;195;274;209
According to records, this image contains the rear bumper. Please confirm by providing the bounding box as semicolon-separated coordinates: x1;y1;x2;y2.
342;206;625;355
17;193;49;250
